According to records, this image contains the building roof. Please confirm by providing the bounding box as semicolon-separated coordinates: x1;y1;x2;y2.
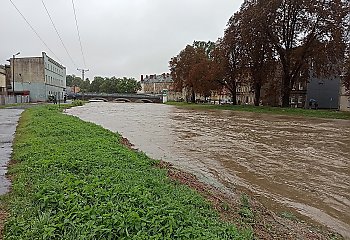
142;73;173;83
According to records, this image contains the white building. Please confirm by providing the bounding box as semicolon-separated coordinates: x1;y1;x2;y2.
11;52;66;102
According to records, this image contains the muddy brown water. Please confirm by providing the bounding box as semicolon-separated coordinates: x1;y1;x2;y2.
67;102;350;238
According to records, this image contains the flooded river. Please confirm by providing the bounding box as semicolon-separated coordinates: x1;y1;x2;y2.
67;102;350;238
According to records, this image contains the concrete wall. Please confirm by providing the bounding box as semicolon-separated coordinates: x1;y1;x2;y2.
339;85;350;111
12;57;44;84
14;82;46;102
306;76;341;109
0;68;6;94
43;52;66;100
11;52;66;102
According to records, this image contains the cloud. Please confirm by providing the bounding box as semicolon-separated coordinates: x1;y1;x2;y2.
1;0;242;80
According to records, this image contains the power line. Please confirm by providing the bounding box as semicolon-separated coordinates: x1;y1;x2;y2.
71;0;87;68
8;0;61;62
41;0;78;68
77;68;89;81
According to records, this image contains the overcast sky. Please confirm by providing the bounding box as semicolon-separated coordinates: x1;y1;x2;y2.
2;0;243;80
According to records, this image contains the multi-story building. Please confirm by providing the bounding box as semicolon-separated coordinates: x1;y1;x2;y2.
0;66;6;94
141;73;173;94
140;73;182;101
10;52;66;102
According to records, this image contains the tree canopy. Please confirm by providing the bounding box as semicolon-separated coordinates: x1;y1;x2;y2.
66;75;141;94
169;0;350;106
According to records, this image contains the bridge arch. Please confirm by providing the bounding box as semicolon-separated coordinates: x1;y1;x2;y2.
113;98;131;102
135;99;153;103
89;98;108;102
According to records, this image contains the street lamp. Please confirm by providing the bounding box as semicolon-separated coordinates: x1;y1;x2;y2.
12;52;20;94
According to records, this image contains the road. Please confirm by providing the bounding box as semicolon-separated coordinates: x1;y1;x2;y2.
0;108;23;195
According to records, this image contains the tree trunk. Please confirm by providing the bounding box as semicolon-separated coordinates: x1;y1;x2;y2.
190;88;196;103
253;83;261;106
281;75;291;107
230;89;237;105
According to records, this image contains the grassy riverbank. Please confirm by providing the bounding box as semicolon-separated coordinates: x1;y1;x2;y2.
1;106;252;239
166;102;350;120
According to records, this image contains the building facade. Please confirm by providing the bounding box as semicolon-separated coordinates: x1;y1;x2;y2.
339;83;350;111
11;52;66;102
141;73;173;94
0;66;6;94
140;73;182;101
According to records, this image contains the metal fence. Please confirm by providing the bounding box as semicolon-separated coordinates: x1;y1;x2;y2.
0;95;30;105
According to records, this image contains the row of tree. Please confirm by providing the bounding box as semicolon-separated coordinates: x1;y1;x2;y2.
170;0;350;107
66;75;141;94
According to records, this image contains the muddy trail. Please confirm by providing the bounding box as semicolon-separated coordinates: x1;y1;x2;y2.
67;102;350;238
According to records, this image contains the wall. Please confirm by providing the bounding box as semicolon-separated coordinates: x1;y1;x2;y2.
12;57;44;84
43;52;66;100
0;68;6;94
12;56;45;102
306;76;341;109
339;84;350;111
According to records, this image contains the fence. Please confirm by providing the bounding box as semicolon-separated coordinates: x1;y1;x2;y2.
0;95;30;105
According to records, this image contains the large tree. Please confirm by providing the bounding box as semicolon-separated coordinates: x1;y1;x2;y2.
66;74;90;92
89;76;141;94
169;42;217;103
238;3;276;106
249;0;349;107
212;14;246;105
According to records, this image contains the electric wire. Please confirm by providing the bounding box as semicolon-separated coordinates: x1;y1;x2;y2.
41;0;78;68
71;0;87;68
8;0;62;62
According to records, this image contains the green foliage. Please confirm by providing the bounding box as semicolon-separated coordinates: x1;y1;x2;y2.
66;75;91;92
239;194;254;224
71;100;84;107
3;106;252;239
90;76;141;94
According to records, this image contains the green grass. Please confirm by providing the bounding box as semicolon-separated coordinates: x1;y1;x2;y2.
166;102;350;120
2;106;252;240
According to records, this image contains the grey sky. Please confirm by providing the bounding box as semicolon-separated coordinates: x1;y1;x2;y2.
2;0;243;80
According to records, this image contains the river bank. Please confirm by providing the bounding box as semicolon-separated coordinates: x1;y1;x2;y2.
1;106;251;239
166;102;350;120
1;105;344;239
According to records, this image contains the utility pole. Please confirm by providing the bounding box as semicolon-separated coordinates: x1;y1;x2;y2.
77;68;89;82
12;52;20;94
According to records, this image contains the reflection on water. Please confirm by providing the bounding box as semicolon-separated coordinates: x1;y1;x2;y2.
67;102;350;238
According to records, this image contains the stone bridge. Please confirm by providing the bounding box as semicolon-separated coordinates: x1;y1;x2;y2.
74;93;162;103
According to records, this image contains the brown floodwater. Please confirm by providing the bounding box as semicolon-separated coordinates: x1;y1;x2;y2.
67;102;350;238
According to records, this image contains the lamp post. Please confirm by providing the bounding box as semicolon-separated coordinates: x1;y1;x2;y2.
12;52;20;94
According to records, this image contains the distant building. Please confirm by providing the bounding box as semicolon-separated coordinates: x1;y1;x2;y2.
0;66;6;95
10;52;66;102
141;73;173;94
140;73;182;101
237;83;255;105
339;83;350;111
